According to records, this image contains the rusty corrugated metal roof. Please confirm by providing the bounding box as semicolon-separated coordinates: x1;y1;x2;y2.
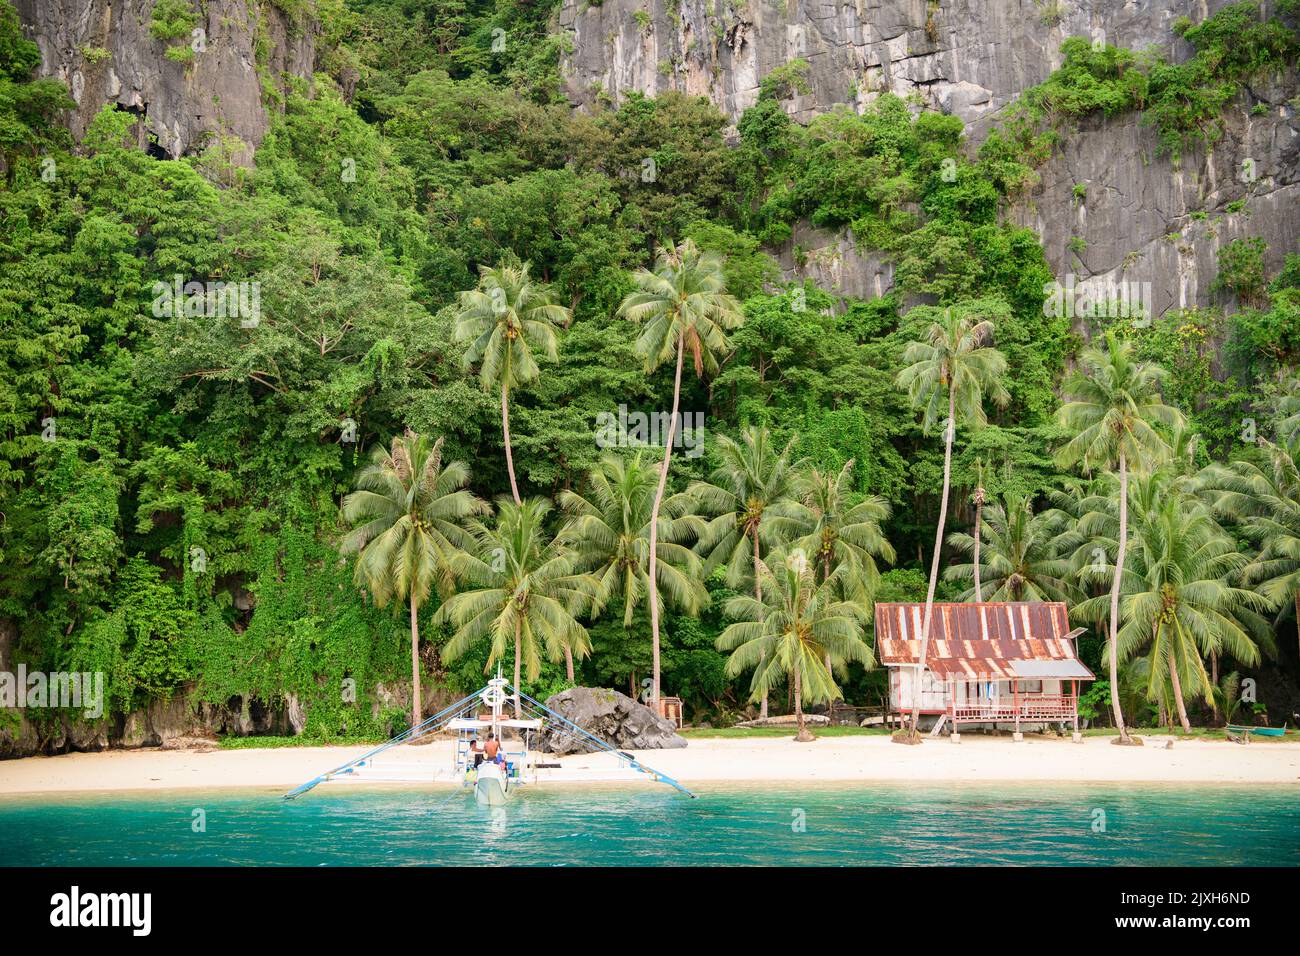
874;602;1094;680
924;657;1014;679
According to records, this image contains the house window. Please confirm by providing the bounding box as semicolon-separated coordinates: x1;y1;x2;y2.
1015;680;1043;694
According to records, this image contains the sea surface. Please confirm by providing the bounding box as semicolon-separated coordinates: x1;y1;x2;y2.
1;782;1297;866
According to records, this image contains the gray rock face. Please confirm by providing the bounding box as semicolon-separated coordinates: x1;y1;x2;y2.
560;0;1224;135
541;687;688;754
788;88;1300;319
775;221;895;300
0;650;440;757
561;0;1297;321
1009;80;1300;323
0;679;297;758
16;0;316;165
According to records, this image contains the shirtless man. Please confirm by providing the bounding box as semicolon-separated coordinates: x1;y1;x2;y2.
483;734;510;779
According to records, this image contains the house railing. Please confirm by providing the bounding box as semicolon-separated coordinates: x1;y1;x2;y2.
951;695;1077;721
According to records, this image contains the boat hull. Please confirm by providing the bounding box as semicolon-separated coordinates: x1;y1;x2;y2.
474;764;510;805
1228;723;1287;737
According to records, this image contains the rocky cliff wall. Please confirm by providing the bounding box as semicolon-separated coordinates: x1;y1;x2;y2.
562;0;1298;319
1011;80;1300;321
561;0;1229;135
16;0;315;164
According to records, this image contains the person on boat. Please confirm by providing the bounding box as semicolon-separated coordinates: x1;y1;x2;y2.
468;736;484;768
483;734;500;763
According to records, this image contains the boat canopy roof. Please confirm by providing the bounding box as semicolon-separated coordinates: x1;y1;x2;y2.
447;717;543;730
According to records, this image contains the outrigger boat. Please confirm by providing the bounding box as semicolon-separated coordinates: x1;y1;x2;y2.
284;674;695;801
454;677;537;805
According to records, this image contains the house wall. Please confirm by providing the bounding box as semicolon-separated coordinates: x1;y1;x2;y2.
889;672;1070;712
889;668;948;713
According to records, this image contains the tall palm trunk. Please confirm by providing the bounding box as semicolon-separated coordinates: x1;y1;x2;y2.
1209;649;1218;717
972;488;985;601
564;646;575;683
647;331;685;706
501;382;521;506
821;552;833;682
793;661;812;742
501;371;540;695
754;529;768;719
513;616;522;717
1110;452;1132;743
410;592;421;731
1168;644;1192;733
907;387;955;739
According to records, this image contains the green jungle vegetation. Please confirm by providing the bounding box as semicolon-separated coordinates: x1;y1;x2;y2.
1;0;1298;743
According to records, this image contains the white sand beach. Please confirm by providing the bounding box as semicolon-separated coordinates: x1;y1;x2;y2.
2;734;1298;796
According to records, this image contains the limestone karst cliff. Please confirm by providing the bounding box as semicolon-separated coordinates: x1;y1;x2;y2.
560;0;1212;132
558;0;1298;315
16;0;315;164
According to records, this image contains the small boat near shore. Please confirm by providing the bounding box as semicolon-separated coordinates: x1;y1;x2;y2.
283;673;696;801
1227;723;1288;738
456;677;527;805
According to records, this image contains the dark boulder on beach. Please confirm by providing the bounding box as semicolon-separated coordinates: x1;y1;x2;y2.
540;687;688;754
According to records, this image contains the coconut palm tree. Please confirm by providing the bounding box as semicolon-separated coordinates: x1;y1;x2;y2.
944;493;1075;603
893;307;1009;740
454;263;573;673
689;426;803;717
618;238;745;705
454;262;570;505
1200;433;1300;654
1043;476;1118;583
783;460;896;600
1055;332;1184;744
436;497;597;714
778;460;895;678
558;452;708;683
341;432;486;729
716;549;873;741
1074;487;1270;733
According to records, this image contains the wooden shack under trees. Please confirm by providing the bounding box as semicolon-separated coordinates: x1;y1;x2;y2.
875;602;1095;735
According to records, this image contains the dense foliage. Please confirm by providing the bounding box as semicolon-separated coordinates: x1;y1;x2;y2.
0;0;1297;739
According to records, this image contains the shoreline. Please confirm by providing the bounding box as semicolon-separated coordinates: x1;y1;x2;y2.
2;734;1298;796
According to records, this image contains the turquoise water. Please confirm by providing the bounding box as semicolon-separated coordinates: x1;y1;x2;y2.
1;782;1297;866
